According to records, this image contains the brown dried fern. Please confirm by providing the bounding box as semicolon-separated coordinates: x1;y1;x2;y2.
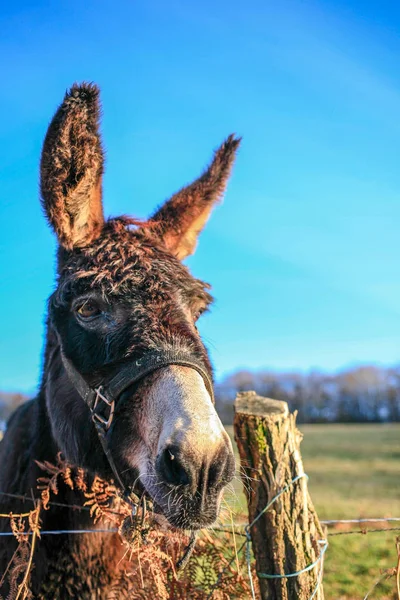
0;503;42;600
2;455;255;599
83;475;131;525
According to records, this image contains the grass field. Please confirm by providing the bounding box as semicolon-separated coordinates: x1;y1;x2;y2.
224;423;400;600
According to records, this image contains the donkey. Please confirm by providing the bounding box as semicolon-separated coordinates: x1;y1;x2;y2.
0;83;239;598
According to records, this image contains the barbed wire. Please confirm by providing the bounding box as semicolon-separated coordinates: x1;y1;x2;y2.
2;489;400;535
0;489;123;515
1;524;399;539
0;528;118;536
329;527;400;537
214;518;400;538
1;484;400;599
0;489;91;512
322;517;400;525
1;493;399;540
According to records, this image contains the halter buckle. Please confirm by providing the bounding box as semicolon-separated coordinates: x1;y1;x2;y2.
92;386;115;430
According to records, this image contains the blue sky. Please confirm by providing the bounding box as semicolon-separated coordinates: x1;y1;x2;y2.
1;0;400;393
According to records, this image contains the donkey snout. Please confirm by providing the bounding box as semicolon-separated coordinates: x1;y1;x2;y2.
143;366;236;528
156;438;235;494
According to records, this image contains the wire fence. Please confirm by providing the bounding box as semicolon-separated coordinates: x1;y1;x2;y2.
1;486;400;600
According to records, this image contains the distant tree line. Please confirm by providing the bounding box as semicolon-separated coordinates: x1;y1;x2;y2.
215;365;400;425
2;364;400;429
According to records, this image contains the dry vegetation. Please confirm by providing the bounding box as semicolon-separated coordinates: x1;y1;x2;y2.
1;424;400;599
0;453;256;599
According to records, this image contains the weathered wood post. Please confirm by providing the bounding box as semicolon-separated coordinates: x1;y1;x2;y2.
234;391;326;600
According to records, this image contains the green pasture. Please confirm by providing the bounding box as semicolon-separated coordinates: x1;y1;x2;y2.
223;423;400;600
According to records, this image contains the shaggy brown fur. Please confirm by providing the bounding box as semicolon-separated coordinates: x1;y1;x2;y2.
0;83;239;598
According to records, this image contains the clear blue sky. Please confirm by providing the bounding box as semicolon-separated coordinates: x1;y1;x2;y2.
1;0;400;394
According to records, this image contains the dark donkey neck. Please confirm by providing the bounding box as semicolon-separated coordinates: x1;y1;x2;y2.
0;336;130;597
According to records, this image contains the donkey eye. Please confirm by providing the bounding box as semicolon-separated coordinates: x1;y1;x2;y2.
75;301;102;320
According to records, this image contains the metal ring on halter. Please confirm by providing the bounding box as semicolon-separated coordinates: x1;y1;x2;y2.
91;386;115;430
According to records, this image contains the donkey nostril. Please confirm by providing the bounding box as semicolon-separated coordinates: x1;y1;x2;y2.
208;445;236;488
157;446;191;487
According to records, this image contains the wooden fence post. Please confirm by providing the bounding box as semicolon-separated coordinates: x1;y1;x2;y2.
234;391;326;600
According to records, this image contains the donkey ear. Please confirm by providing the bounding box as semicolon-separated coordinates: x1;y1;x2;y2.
40;83;105;250
149;135;241;260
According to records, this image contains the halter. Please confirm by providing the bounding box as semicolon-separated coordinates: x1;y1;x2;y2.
61;349;214;502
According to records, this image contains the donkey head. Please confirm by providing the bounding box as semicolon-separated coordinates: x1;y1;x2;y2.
40;83;239;530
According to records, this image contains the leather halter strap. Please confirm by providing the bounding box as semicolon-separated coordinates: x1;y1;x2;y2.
60;349;214;497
